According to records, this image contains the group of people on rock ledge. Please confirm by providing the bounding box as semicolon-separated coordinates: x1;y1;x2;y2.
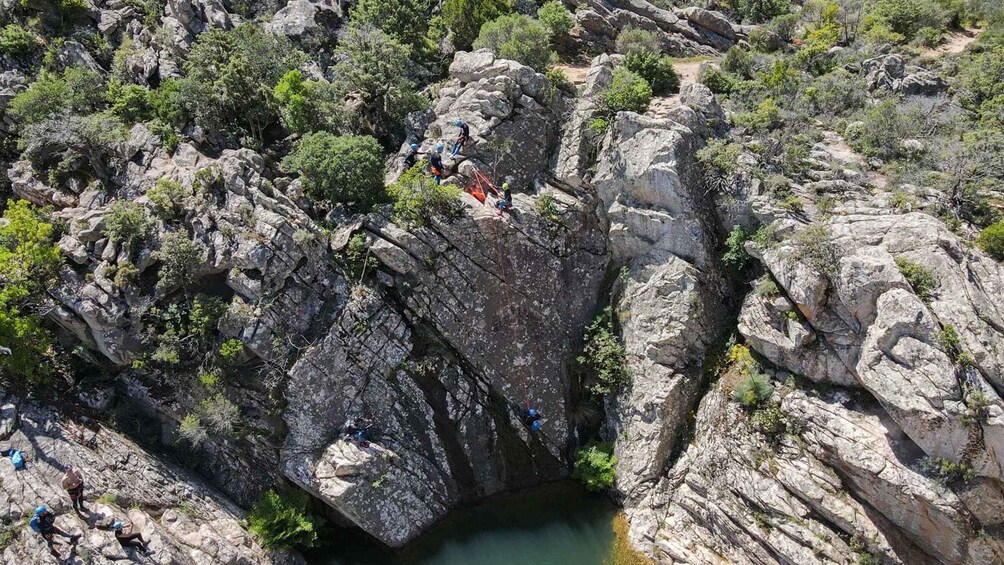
2;450;152;560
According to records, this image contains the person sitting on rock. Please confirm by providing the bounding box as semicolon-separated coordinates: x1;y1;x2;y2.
429;145;445;185
62;466;88;513
525;408;542;431
451;119;471;157
30;506;80;558
404;143;423;169
495;183;513;215
113;520;151;555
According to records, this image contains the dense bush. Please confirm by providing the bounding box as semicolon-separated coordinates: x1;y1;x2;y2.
722;225;752;272
573;443;617;491
350;0;433;50
104;201;153;249
623;51;680;95
473;13;554;72
179;24;305;145
386;164;463;227
19;113;125;187
282;133;386;208
537;1;574;40
155;232;203;290
614;26;661;55
0;23;38;57
600;67;652;115
793;225;841;278
867;0;948;41
330;25;425;141
248;490;321;550
107;82;152;123
272;70;340;134
577;307;628;395
731;0;790;23
0;201;62;385
443;0;512;50
9;67;105;124
955;46;1004;125
847;100;924;160
721;46;754;78
198;394;240;435
977;221;1004;261
698;65;737;94
895;257;938;301
147;179;188;220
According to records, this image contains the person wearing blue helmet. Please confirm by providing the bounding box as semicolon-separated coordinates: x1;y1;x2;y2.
113;520;151;554
525;408;542;431
428;144;445;185
404;143;423;169
29;505;80;557
451;119;471;157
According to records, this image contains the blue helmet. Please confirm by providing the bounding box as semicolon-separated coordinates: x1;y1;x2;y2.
455;120;463;126
531;420;542;431
435;143;444;152
410;143;419;150
112;521;125;530
528;408;537;416
35;506;47;515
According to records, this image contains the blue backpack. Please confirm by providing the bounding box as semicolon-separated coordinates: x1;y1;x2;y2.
10;450;24;470
28;515;41;533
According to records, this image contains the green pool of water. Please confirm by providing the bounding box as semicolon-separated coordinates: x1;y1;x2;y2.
309;481;619;565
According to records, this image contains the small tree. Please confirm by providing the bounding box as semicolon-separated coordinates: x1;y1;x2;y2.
731;0;790;23
9;67;105;124
443;0;512;50
272;70;340;135
156;232;203;291
104;200;153;249
894;257;938;302
600;67;653;115
386;165;463;227
473;13;554;72
731;373;774;408
198;394;240;436
146;179;189;220
350;0;433;51
0;23;39;57
282;133;386;208
577;307;628;395
573;443;617;491
248;490;321;550
721;225;752;272
977;221;1004;261
536;1;574;40
623;51;680;95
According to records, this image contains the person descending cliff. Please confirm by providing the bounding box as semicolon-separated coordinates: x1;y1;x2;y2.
343;418;373;447
451;119;470;157
429;145;445;185
404;143;423;169
30;506;80;558
525;408;542;431
62;466;88;513
495;183;513;215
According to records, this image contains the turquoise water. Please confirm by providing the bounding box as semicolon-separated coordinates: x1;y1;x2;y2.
310;482;619;565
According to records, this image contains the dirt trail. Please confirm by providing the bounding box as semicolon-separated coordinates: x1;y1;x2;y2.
819;130;889;188
553;64;591;86
922;28;981;57
647;58;710;118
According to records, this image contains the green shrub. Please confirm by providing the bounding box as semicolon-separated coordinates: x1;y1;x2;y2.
473;13;554;72
732;0;789;23
148;79;185;124
443;0;512;50
869;0;948;40
283;133;386;208
178;24;305;144
721;45;753;78
537;1;573;40
218;338;245;363
749;27;782;52
600;67;652;114
386;164;463;227
577;307;628;395
330;25;425;141
731;373;774;408
937;324;961;359
272;70;340;135
155;232;203;290
722;225;752;272
0;23;38;57
114;261;139;287
573;443;617;491
8;67;105;124
248;489;321;550
698;65;737;94
895;257;938;302
623;51;680;95
545;66;574;93
792;225;841;278
188;294;226;337
108;82;152;123
751;403;787;436
977;221;1004;260
755;277;781;297
178;413;208;446
921;456;975;484
614;25;661;55
104;200;153;248
848;100;925;161
963;388;993;426
734;98;781;131
350;0;433;50
147;179;188;220
340;233;380;281
914;26;943;47
535;193;561;223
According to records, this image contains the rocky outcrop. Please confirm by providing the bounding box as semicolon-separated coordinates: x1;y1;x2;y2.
594;87;727;505
267;0;343;44
861;54;948;96
0;392;297;564
284;54;609;547
554;53;617;186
